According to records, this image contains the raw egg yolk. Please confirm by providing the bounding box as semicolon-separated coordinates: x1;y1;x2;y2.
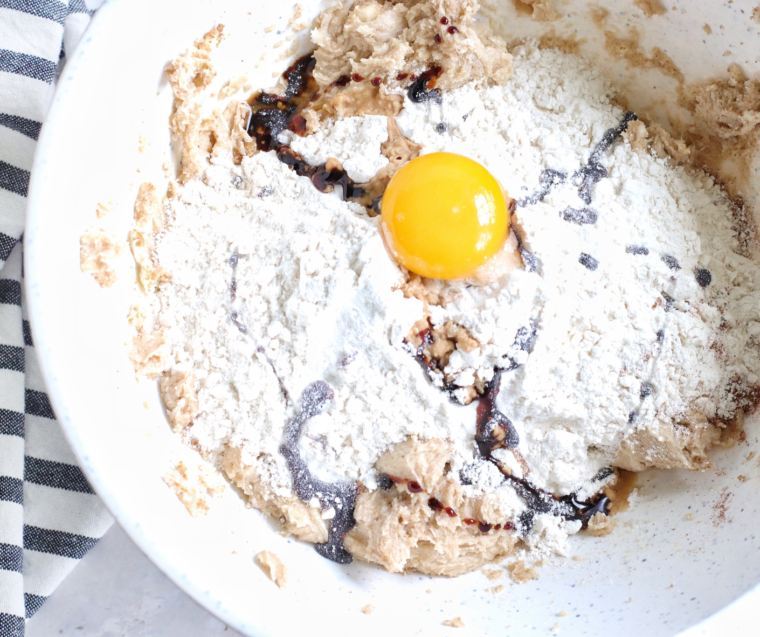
381;153;509;280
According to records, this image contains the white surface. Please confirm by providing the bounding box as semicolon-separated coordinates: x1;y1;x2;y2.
27;525;243;637
22;521;760;637
23;0;760;636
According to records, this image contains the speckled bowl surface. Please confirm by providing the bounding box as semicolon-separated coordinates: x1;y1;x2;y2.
25;0;760;635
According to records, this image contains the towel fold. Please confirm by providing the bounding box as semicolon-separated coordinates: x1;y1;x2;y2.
0;2;113;634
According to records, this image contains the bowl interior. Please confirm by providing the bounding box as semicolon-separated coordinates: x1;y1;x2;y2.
25;0;760;635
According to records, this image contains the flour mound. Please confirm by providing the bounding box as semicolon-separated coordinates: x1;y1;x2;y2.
395;44;760;494
136;33;760;578
152;150;478;496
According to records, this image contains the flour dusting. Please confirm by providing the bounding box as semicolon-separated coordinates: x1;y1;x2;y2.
136;39;760;575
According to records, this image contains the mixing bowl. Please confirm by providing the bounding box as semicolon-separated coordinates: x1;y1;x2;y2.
24;0;760;634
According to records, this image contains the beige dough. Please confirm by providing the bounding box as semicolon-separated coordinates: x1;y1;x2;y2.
615;409;743;472
137;0;760;581
223;446;329;545
79;229;124;288
513;0;559;22
311;0;513;90
128;330;170;379
256;551;289;588
158;370;199;432
604;28;683;82
163;461;225;517
224;438;523;577
443;617;466;627
633;0;666;18
130;182;169;293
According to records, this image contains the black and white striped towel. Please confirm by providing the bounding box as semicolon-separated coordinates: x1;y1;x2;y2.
0;1;113;635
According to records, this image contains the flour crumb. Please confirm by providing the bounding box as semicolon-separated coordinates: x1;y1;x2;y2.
158;370;199;432
289;3;308;31
361;604;374;615
138;135;147;153
95;200;115;218
516;0;560;21
586;512;616;536
558;610;568;617
256;550;288;588
712;488;733;526
604;29;683;81
589;5;609;26
200;466;226;496
79;229;125;288
218;74;249;100
634;0;666;18
164;25;225;183
443;617;465;628
508;560;539;583
551;624;562;634
481;567;504;581
487;584;505;594
162;461;219;517
129;330;170;379
127;302;148;331
130;182;169;292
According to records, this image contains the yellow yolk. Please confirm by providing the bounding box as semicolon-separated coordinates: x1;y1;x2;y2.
381;152;509;280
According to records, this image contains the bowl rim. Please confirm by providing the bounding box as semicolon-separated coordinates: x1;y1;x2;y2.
23;1;264;634
23;1;760;635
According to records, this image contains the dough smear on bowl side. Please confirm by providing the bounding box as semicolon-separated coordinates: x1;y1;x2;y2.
119;0;760;579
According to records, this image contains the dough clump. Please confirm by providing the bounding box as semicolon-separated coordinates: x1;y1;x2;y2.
311;0;513;90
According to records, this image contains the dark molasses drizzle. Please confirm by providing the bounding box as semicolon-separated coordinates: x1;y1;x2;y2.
247;55;366;203
516;168;567;207
661;254;681;271
408;327;461;404
408;319;538;405
475;374;519;454
507;198;540;274
499;320;539;373
562;207;598;225
279;381;358;564
244;62;631;561
229;252;247;333
695;268;712;287
401;112;642;534
407;66;443;104
228;253;290;404
573;111;638;204
470;370;610;533
258;345;291;405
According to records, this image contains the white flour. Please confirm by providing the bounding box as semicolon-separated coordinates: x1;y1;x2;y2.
154;150;476;495
150;43;760;539
395;45;760;495
278;115;389;182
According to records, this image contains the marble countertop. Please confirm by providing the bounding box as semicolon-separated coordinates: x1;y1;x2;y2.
26;525;243;637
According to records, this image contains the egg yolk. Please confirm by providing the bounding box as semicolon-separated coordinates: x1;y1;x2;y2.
381;152;509;280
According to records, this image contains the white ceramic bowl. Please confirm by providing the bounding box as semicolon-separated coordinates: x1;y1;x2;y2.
25;0;760;635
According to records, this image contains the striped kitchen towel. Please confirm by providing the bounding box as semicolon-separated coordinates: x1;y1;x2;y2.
0;1;113;635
